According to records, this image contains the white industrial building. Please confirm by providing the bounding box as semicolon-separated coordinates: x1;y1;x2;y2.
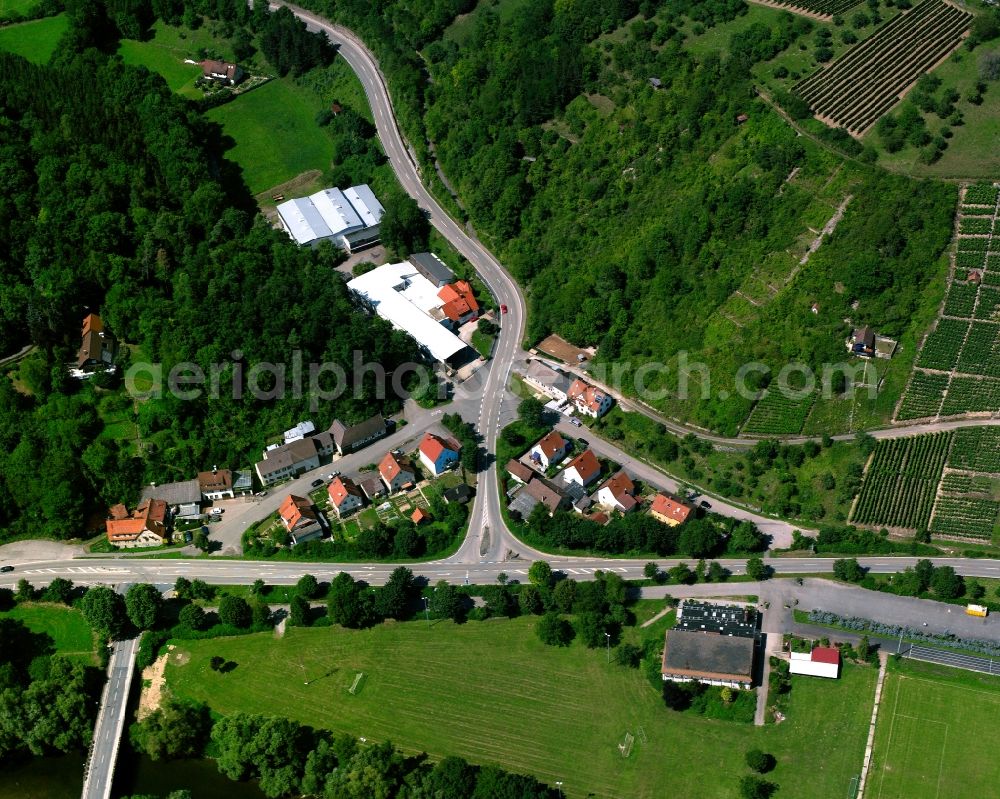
347;260;473;365
276;185;384;251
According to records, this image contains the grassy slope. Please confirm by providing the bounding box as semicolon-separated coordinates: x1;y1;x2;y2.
166;617;876;799
0;602;96;663
0;0;40;15
868;658;1000;799
0;14;67;64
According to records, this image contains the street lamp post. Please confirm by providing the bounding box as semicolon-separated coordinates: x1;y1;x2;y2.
605;631;611;663
423;596;430;625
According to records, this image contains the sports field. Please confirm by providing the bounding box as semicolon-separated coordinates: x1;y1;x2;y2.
0;13;67;64
165;615;875;798
869;659;1000;799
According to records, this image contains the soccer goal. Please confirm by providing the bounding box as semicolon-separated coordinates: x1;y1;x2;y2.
618;732;634;758
348;672;365;695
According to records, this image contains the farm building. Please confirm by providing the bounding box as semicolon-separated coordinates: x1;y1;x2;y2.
347;260;477;365
276;184;384;251
789;647;840;679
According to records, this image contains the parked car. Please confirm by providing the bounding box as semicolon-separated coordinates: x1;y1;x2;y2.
699;500;712;510
500;304;508;314
0;565;13;573
255;490;267;497
570;417;582;427
326;471;341;480
311;478;324;488
210;508;224;516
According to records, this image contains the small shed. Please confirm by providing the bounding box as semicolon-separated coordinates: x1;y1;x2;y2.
789;646;840;679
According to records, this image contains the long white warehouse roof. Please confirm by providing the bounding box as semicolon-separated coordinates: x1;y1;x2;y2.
276;185;384;246
347;261;468;362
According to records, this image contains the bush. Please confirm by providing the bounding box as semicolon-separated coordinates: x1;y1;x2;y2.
745;749;776;773
536;613;574;646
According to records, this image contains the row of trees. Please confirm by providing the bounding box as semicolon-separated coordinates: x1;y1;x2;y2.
131;704;561;798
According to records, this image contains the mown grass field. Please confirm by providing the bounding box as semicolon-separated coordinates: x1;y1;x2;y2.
207;78;333;195
868;658;1000;799
166;615;875;799
0;13;67;63
0;602;96;663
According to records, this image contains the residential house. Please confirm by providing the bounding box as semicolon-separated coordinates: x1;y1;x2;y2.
789;647;840;679
505;459;535;485
419;432;461;476
106;500;167;548
437;281;479;327
561;449;601;488
379;452;416;493
849;327;876;357
278;494;324;547
649;493;692;527
508;476;569;518
233;470;253;496
328;477;364;517
529;431;570;470
523;360;572;403
409;252;455;288
597;471;638;513
358;474;387;501
198;468;234;501
329;414;387;455
255;438;322;487
140;479;202;508
567;379;614;418
200;59;244;85
76;313;117;373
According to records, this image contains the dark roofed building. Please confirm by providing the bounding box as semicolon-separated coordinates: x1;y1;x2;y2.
140;479;202;507
409;252;455;288
505;459;535;485
443;484;473;504
524;476;569;516
329;414;387;455
676;601;757;637
358;473;387;501
661;630;755;689
200;59;244;85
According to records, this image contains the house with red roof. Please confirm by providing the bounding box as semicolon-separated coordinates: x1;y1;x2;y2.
327;477;364;517
418;432;461;476
379;452;416;493
567;379;614;418
529;431;569;469
789;646;840;679
505;459;535;485
436;280;479;326
77;313;117;373
411;507;429;525
561;449;601;488
649;493;692;527
106;499;167;548
278;494;324;546
597;471;638;513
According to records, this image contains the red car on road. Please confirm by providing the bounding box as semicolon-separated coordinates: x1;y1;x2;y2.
500;304;508;314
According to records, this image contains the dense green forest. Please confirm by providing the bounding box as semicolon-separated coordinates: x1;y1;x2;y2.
290;0;956;433
0;1;423;539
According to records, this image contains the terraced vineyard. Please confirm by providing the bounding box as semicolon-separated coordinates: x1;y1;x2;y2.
896;371;948;420
947;428;1000;472
897;185;1000;420
794;0;974;134
929;496;999;540
850;433;951;530
749;0;863;21
741;390;815;435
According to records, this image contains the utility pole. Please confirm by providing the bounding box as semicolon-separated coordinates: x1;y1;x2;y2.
423;596;430;625
605;631;611;663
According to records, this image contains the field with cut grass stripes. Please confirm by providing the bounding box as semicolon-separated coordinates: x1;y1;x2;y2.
166;618;876;799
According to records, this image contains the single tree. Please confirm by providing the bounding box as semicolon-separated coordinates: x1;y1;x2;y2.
125;583;162;631
429;580;466;622
296;574;319;599
833;558;865;583
218;595;252;628
536;613;574;646
528;560;554;588
517;397;546;428
745;557;770;581
745;749;775;774
81;585;128;640
250;579;265;597
289;595;311;627
178;603;208;632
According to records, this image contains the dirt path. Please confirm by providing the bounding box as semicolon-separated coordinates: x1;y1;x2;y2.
136;646;173;720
